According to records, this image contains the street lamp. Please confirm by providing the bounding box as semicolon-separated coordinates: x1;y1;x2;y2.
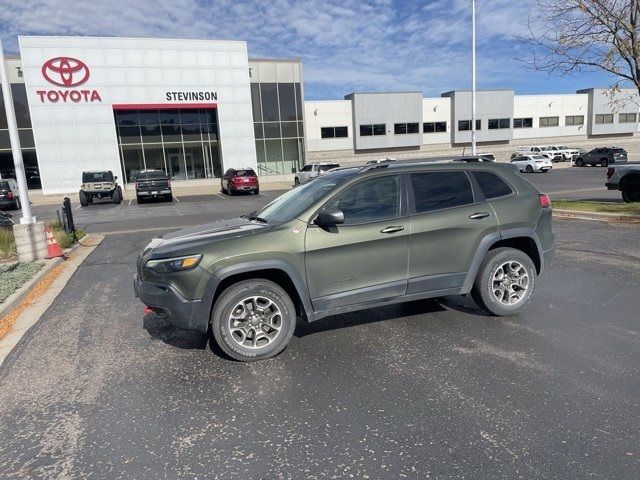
471;0;477;155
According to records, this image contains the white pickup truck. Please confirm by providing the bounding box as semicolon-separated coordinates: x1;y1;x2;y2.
605;164;640;202
514;146;564;163
549;145;580;162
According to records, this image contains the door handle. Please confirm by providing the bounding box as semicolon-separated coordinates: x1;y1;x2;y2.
380;226;404;234
469;212;490;220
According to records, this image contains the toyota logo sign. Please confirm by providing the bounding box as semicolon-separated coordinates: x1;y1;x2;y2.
41;57;90;87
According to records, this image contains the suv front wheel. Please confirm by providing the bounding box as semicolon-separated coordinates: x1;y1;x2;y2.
471;247;536;316
211;279;297;361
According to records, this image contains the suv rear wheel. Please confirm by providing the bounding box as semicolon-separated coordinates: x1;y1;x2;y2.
600;158;609;167
575;158;584;167
211;279;297;361
79;190;88;207
471;247;536;316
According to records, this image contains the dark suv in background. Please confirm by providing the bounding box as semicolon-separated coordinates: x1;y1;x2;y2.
135;162;555;361
574;147;627;167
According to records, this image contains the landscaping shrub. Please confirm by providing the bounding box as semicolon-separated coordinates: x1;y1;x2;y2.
0;229;17;260
0;262;43;303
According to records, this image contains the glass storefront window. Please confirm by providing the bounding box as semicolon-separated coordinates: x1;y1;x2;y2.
260;83;279;122
0;131;9;149
282;139;299;174
181;123;202;143
165;145;185;180
140;124;162;143
119;125;141;144
278;83;297;121
281;121;297;138
11;85;32;129
251;84;262;122
265;139;284;174
144;145;166;172
263;122;281;139
254;123;264;139
295;83;303;121
18;129;34;148
184;144;206;179
121;144;145;183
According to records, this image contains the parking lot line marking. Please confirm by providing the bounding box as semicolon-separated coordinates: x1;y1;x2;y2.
174;196;181;203
75;205;82;210
214;194;226;200
128;199;133;206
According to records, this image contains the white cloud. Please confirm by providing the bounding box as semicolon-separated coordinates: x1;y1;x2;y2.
0;0;590;99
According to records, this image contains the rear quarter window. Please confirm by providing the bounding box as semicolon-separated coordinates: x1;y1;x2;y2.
410;171;474;213
472;171;513;199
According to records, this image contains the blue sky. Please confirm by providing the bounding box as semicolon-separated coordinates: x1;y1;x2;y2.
0;0;615;100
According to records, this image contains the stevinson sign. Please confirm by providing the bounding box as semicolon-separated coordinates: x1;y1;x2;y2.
36;57;102;103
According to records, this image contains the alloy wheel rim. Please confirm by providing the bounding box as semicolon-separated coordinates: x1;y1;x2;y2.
491;261;529;305
228;296;283;349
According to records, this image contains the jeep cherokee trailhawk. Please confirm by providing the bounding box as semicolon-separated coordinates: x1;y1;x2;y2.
134;162;555;361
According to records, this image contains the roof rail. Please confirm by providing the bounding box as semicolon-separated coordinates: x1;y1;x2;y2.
358;163;392;173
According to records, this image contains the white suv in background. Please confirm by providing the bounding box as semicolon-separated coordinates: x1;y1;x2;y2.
515;146;563;163
510;154;553;173
549;145;579;162
294;162;340;185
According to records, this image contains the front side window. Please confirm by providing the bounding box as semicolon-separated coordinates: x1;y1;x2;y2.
325;175;400;224
410;172;474;213
472;171;512;199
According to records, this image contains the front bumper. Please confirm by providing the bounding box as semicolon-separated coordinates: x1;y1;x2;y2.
134;274;210;332
605;182;619;191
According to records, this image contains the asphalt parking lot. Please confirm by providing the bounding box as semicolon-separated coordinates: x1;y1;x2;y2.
0;167;639;478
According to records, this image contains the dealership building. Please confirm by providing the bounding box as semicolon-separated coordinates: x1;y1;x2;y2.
1;35;639;194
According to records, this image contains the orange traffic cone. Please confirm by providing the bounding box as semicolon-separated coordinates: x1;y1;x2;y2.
45;226;65;259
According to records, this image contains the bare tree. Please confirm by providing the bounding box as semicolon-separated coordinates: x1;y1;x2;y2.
523;0;640;106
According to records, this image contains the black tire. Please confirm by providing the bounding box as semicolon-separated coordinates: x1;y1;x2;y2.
166;194;173;202
622;182;640;203
471;247;537;317
575;158;584;167
79;190;88;207
220;183;226;194
13;196;21;210
252;188;259;195
136;195;144;204
112;187;122;204
525;164;534;173
228;188;234;196
294;177;300;186
211;279;297;361
600;158;609;167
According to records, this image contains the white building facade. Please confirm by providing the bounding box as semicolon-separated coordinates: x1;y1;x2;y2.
1;34;639;194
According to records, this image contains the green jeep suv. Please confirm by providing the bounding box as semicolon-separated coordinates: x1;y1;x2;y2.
135;162;555;361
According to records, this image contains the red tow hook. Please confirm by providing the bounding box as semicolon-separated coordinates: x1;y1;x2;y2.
143;306;153;315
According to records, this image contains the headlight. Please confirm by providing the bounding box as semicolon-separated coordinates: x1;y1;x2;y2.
145;254;203;273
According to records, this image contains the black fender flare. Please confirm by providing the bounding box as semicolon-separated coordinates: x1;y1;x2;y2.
462;228;544;290
208;259;313;317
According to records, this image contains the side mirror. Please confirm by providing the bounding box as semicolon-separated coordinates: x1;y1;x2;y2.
114;176;118;181
315;208;344;227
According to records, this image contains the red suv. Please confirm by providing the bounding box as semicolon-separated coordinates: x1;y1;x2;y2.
221;168;259;195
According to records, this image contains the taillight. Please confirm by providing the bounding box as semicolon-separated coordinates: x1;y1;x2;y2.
7;191;13;200
135;182;139;189
539;193;551;208
168;180;171;188
606;167;615;178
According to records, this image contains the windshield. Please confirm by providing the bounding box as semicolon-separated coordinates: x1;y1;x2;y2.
255;169;357;224
235;170;256;177
540;147;550;151
83;172;113;183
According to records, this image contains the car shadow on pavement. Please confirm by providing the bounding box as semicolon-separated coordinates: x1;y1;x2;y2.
294;299;449;338
143;314;209;350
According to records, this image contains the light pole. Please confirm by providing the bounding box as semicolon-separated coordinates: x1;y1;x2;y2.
0;40;47;261
471;0;477;155
0;39;34;224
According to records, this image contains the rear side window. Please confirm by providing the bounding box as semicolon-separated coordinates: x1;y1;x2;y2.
318;164;339;172
410;172;474;213
472;171;513;199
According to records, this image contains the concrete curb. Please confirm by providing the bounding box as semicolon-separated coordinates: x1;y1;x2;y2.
0;233;105;367
553;208;640;223
0;234;96;320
